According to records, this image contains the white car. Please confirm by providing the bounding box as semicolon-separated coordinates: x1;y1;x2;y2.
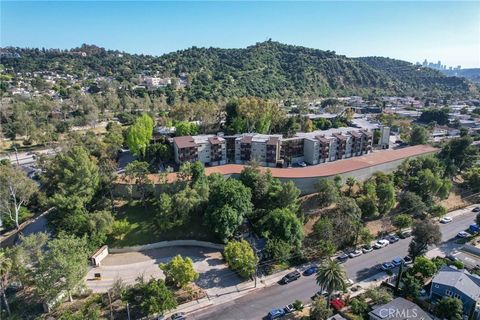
349;250;363;258
373;239;389;249
457;231;470;238
440;216;453;224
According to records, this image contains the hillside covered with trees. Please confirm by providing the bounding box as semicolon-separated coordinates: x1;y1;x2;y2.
1;41;476;101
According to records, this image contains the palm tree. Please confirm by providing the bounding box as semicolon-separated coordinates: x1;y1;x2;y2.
315;259;347;305
346;177;357;196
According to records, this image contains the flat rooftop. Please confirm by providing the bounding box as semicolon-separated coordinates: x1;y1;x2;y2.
117;144;438;184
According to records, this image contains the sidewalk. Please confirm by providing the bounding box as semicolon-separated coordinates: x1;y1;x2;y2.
165;267;297;317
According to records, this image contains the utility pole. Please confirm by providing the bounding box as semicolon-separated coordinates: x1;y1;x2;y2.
13;146;20;166
126;302;131;320
394;262;404;295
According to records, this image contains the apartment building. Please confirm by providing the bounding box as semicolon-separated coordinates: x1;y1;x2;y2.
173;135;227;166
302;129;372;165
233;134;283;167
173;126;381;167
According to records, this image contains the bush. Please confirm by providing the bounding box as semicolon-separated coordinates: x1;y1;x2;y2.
293;299;304;311
350;298;369;316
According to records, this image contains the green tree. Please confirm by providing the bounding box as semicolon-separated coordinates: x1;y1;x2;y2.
463;166;480;192
125;160;152;203
126;114;154;156
398;191;427;218
436;297;463;320
139;279;177;316
0;163;37;230
315;260;347;303
35;234;89;302
223;240;258;278
264;237;294;263
175;121;199;136
313;218;334;243
411;256;437;279
103;122;124;158
315;179;339;208
160;255;198;288
356;195;379;220
0;249;12;315
42;146;100;203
393;214;413;231
111;219;133;240
206;178;252;241
376;180;396;215
317;240;337;259
310;298;332;320
155;193;174;229
401;273;422;299
408;219;441;259
440;136;478;175
408;125;429;145
261;208;304;251
350;298;369;317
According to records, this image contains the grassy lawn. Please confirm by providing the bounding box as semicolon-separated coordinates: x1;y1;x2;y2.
108;200;218;248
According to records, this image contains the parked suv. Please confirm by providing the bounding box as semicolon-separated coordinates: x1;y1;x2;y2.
280;270;301;284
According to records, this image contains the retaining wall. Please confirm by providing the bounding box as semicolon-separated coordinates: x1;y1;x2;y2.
110;239;225;253
113;148;437;196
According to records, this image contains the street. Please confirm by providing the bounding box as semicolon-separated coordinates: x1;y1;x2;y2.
190;206;478;320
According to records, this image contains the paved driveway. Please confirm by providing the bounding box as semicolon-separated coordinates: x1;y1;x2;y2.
86;246;242;297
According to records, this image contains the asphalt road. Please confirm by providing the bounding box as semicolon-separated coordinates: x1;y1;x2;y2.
190;206;478;320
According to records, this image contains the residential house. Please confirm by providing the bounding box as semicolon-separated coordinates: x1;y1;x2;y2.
430;265;480;317
369;297;432;320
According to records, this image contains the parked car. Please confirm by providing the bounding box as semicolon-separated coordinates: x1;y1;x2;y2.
398;230;412;239
404;256;413;265
268;308;285;319
381;262;395;271
284;304;295;313
362;245;373;253
457;231;470;238
373;239;389;249
387;235;400;243
336;253;349;263
280;270;301;284
446;255;459;262
473;207;480;213
170;313;186;320
470;224;479;234
349;250;363;258
298;161;307;167
392;257;404;266
311;290;328;300
440;216;453;224
303;266;318;276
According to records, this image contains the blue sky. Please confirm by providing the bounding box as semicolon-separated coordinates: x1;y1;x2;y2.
1;1;479;67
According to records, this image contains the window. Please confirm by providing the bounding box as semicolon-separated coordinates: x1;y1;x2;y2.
446;290;453;297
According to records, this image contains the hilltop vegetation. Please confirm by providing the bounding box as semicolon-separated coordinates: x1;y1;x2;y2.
1;41;476;101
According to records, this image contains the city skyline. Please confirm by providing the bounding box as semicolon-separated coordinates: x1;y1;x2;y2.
1;1;479;68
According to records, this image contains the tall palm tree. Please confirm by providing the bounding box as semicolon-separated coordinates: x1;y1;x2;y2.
315;259;347;305
346;177;357;196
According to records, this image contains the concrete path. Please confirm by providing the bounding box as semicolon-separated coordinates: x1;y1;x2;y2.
85;246;242;298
